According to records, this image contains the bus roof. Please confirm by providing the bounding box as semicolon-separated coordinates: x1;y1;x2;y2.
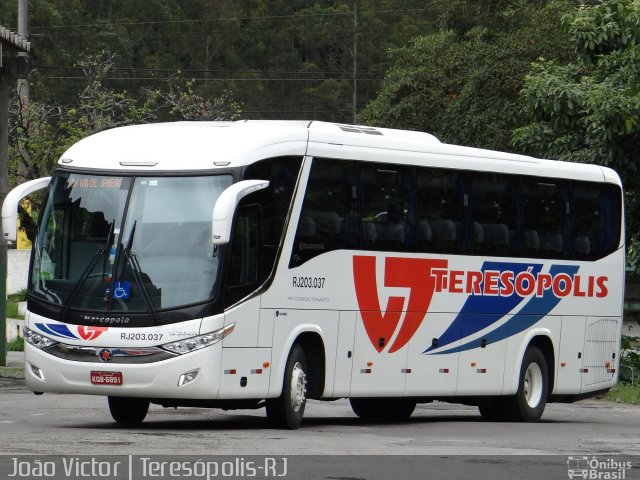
58;120;620;185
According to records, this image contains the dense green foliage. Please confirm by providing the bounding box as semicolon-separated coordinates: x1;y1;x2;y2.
359;0;574;152
0;1;436;240
2;0;640;262
620;335;640;384
513;0;640;268
1;0;435;122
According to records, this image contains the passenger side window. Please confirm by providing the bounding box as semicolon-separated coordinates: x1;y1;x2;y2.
290;159;359;267
416;168;466;253
243;156;303;279
225;205;261;307
523;178;569;258
360;163;415;252
572;183;621;260
470;173;519;256
228;206;260;287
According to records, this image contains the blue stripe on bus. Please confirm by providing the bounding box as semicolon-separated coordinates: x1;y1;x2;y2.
425;261;541;353
426;264;579;355
35;323;78;339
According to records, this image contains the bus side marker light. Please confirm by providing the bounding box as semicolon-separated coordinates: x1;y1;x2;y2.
224;369;237;375
439;368;450;374
251;369;263;374
561;362;567;367
471;362;477;367
263;362;270;368
476;368;487;374
401;368;412;374
581;368;589;373
360;369;372;374
367;361;374;367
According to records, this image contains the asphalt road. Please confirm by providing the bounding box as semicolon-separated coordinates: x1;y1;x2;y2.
0;377;638;479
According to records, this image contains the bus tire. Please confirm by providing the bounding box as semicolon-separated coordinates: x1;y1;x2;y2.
505;346;548;422
266;344;307;429
349;398;416;422
108;396;149;424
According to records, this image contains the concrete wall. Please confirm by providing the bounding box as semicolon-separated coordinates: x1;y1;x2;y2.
7;249;30;294
6;318;23;341
623;319;640;338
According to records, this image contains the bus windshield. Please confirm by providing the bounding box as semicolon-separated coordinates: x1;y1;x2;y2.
31;172;233;313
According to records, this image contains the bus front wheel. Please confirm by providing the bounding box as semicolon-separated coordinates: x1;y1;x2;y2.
266;344;307;429
108;396;150;424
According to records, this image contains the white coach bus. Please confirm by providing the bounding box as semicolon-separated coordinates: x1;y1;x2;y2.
2;121;624;429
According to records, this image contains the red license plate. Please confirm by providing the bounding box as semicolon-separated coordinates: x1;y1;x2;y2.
90;371;123;386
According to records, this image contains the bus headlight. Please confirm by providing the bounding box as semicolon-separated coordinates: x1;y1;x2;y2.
23;328;58;349
161;323;235;355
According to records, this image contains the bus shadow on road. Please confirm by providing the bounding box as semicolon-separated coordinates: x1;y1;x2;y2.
60;411;589;432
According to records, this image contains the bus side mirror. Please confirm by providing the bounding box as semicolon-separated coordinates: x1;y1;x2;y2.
2;177;51;242
212;179;269;245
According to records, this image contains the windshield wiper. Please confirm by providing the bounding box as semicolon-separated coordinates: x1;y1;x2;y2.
111;221;159;323
59;248;107;320
60;222;115;319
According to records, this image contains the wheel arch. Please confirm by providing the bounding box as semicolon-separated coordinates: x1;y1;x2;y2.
528;335;555;396
268;325;326;398
506;329;556;395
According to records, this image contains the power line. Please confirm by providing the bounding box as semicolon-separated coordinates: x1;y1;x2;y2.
36;75;383;82
35;65;384;75
29;8;429;30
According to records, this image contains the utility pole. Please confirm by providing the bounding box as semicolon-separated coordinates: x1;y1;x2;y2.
352;0;358;124
0;26;31;367
17;0;29;179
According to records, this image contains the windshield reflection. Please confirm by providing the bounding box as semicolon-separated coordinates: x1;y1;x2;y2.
31;172;233;313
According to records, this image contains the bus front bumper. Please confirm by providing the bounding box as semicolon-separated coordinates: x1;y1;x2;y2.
24;342;223;399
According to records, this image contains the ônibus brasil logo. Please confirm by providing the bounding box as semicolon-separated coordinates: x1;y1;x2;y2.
353;255;608;355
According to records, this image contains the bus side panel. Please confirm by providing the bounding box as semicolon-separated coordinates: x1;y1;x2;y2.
223;296;260;348
456;318;507;396
555;316;586;394
580;316;621;393
405;313;459;396
332;311;356;398
258;308;275;347
218;347;272;399
349;312;408;397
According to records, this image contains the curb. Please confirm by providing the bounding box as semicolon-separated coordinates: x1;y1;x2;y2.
0;366;25;379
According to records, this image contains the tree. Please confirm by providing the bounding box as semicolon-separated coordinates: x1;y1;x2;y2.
359;0;574;152
0;0;438;124
513;0;640;273
9;51;241;242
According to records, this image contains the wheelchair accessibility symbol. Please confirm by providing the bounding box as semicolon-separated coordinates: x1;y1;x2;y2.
114;281;131;300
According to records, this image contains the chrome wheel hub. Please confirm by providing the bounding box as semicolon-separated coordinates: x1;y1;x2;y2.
289;362;307;413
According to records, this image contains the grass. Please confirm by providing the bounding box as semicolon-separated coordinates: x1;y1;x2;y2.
604;383;640;405
5;291;26;320
4;289;27;353
5;336;24;352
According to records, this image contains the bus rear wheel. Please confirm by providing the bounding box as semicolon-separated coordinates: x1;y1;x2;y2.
108;396;150;424
504;346;548;422
266;344;307;429
349;398;416;422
